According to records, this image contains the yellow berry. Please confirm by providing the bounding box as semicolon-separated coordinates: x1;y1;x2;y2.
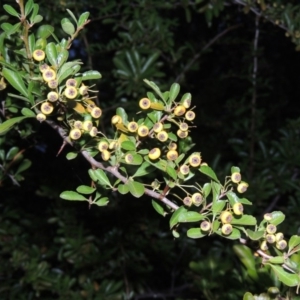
64;86;78;99
169;142;177;150
183;196;192;207
69;128;82;140
83;120;93;131
221;224;233;235
74;120;83;129
42;69;56;82
153;122;164;133
127;121;138;132
275;232;284;242
266;224;277;234
264;213;273;221
139;98;151;109
47;79;58;89
188;153;201;167
166;150;178;161
137;125;149;137
47;91;59;102
179;122;189;131
98;140;109;152
233;203;244;215
266;234;276;244
125;153;134;164
40;102;54;115
0;77;7;90
39;63;50;73
66;78;77;87
148;148;161;160
91;107;102;118
156;130;168;142
111;115;122;125
237;181;249;193
89;127;98;137
109;141;118;150
192;193;203;206
185;110;195;121
220;211;233;224
79;84;88;95
32;49;45;61
177;129;188;139
200;220;211;231
101;150;111;161
36;113;46;122
174;105;186;116
276;240;287;250
179;164;190;175
182;98;191;109
260;240;268;251
231;172;241;183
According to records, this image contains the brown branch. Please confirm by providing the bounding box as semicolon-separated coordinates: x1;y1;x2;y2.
175;24;242;83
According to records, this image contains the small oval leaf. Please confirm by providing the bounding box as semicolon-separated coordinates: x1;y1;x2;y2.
60;191;87;201
76;185;95;194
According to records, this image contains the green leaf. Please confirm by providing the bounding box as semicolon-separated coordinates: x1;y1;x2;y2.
243;292;255;300
216;228;241;240
66;9;77;24
76;185;95;194
246;229;265;240
3;5;19;17
166;166;177;180
270;211;285;226
268;264;299;287
169;83;180;103
82;70;102;80
118;184;129;195
121;141;136;151
132;162;155;178
21;108;35;117
29;3;39;23
187;228;206;239
116;107;128;124
172;230;180;238
6;146;19;160
226;191;240;206
61;18;75;36
94;169;112;187
202;183;211;198
33;15;43;24
15;159;31;175
128;180;145;198
268;256;285;264
231;215;257;226
94;197;109;206
60;191;88;201
199;165;220;182
37;24;54;39
45;42;58;67
152;199;166;217
56;50;69;68
2;68;28;97
0;116;32;135
169;206;187;229
78;12;90;27
25;0;34;16
88;169;97;182
66;152;78;160
212;182;226;214
178;211;204;223
289;235;300;253
231;166;240;174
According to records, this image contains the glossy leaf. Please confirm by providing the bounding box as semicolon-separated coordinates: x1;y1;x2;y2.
268;256;285;264
289;235;300;253
66;152;78;160
132;162;155;178
94;197;109;206
169;206;187;229
268;264;299;287
199;165;219;182
45;42;58;66
246;229;265;240
56;50;69;68
178;211;204;223
118;184;129;195
33;15;43;24
76;185;95;194
187;228;206;239
25;0;34;16
37;24;54;39
94;169;112;187
166;166;177;180
128;180;145;198
15;159;32;175
216;228;241;240
21;108;35;117
202;183;211;198
88;169;97;182
60;191;87;201
121;141;136;151
82;70;102;80
78;12;90;27
61;18;75;36
6;147;19;160
243;292;255;300
231;215;257;226
2;68;28;98
0;116;32;135
169;83;180;103
268;211;285;226
152;200;165;217
3;5;19;17
116;107;128;124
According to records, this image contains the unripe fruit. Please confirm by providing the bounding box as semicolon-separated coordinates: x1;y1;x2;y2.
231;172;241;183
36;113;46;122
200;220;211;231
232;203;244;215
169;142;177;150
83;120;93;131
275;232;284;242
69;128;82;140
221;224;233;235
139;98;151;109
153;122;163;133
185;110;195;121
188;153;201;167
127;121;138;132
89;127;98;137
64;86;78;99
0;77;7;90
42;69;56;82
220;211;233;224
101;150;111;161
66;78;77;87
183;196;192;207
79;84;88;95
32;49;45;61
276;239;287;250
192;193;203;206
174;105;186;116
266;224;277;234
91;107;102;118
47;91;59;102
39;63;49;73
179;164;190;175
237;181;249;193
148;148;161;160
156;130;168;142
41;102;54;115
125;153;134;164
260;240;268;251
266;234;276;244
111;115;122;124
47;79;58;89
74;120;83;129
264;213;273;221
166;150;178;161
179;122;189;131
98;140;109;152
137;125;149;137
182;98;191;109
109;141;118;150
177;129;188;138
